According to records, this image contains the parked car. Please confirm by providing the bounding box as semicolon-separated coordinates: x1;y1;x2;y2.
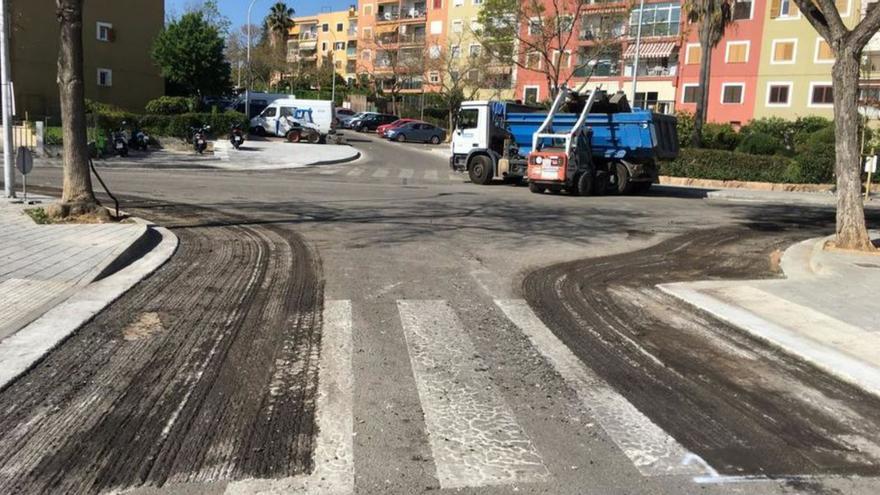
377;118;420;138
386;122;447;144
350;113;399;132
337;109;362;128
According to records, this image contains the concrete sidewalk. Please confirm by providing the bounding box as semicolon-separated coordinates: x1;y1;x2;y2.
0;194;178;388
661;231;880;397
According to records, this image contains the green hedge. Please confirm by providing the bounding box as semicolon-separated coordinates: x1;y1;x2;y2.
92;110;247;140
144;96;199;115
662;148;795;183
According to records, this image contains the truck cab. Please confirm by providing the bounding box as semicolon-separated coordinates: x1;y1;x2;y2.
450;101;533;184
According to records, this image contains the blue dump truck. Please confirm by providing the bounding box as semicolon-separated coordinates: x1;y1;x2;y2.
449;86;678;195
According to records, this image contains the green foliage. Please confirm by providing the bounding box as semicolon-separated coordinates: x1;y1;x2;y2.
145;96;199;115
25;208;52;224
89;104;246;141
674;111;694;148
662;148;795;183
735;131;784;156
738;116;832;153
791;127;836;183
701;123;740;150
151;12;232;96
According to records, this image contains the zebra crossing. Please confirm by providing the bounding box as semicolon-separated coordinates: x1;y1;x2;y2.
230;297;715;493
300;163;466;183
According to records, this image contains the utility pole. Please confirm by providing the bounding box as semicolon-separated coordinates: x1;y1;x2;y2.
630;0;646;109
1;0;14;198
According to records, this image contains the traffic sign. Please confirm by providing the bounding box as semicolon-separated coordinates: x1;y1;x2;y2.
15;146;32;175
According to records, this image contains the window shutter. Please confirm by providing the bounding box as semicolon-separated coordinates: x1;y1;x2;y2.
770;0;781;18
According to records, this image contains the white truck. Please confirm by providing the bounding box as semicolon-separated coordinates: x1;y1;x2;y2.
249;99;336;141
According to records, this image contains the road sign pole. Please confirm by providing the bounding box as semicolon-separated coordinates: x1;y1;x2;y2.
1;0;14;198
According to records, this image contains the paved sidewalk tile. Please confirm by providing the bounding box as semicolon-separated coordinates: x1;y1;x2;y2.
0;196;145;340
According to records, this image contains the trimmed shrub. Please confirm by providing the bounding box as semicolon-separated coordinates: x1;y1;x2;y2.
791;127;836;183
145;96;198;115
674;111;694;148
736;131;784;156
702;123;741;151
661;148;795;183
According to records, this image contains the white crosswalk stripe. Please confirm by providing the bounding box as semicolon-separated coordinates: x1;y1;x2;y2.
423;170;439;181
319;167;342;175
371;168;389;178
345;167;364;177
397;169;414;179
397;300;550;489
494;299;709;477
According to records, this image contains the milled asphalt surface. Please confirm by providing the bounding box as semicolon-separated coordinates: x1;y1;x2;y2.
4;132;880;494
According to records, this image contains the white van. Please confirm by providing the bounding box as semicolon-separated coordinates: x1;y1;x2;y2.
250;99;336;138
230;92;296;116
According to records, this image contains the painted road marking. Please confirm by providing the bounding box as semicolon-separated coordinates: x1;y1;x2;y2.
345;168;364;177
226;300;354;494
494;299;709;477
423;170;439;181
213;140;230;161
448;174;462;182
371;168;389;178
398;169;414;179
319;167;342;175
397;300;550;489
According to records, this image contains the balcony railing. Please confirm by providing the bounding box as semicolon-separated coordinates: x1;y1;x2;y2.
634;99;675;114
624;64;677;77
400;5;427;20
399;33;426;44
376;11;399;22
573;62;621;77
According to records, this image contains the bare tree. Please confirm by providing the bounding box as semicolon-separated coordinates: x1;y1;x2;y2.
52;0;96;217
358;32;427;115
476;0;628;100
794;0;880;251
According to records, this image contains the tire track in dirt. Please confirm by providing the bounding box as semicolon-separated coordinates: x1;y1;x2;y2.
0;202;323;494
523;226;880;477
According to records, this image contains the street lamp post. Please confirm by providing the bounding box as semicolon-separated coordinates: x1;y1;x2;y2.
631;0;646;109
246;0;259;120
1;0;14;198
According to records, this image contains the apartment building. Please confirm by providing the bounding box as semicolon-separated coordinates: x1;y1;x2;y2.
357;0;449;92
445;0;515;99
288;8;359;82
9;0;164;119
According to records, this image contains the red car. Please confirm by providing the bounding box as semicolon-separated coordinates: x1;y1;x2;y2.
377;118;419;138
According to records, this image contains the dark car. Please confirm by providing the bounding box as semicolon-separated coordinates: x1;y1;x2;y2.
386;122;447;144
352;113;399;132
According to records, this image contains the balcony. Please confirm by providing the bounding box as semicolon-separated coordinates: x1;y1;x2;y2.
376;10;400;23
400;3;427;22
624;63;677;77
346;61;357;74
399;32;426;45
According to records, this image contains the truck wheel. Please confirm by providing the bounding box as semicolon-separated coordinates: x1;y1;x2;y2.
612;162;634;195
528;182;545;194
576;171;594;197
468;155;493;185
592;172;608;196
287;130;301;143
254;126;266;137
306;132;320;144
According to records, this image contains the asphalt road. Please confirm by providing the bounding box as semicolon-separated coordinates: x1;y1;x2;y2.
3;133;880;495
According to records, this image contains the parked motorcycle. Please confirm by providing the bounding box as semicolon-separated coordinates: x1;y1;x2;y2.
130;127;151;151
111;126;128;157
229;123;245;150
192;125;210;154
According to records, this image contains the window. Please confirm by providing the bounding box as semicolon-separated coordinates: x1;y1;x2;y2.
467;69;480;82
361;49;371;61
97;68;112;87
322;42;328;52
767;82;792;106
771;39;796;63
96;22;113;42
553;50;571;67
629;2;681;37
431;20;443;34
733;0;753;20
685;44;701;64
429;44;441;58
816;39;834;63
524;86;539;104
451;45;461;58
557;15;574;33
364;4;373;16
721;83;744;104
473;0;483;4
526;52;541;69
429;71;440;83
811;84;833;105
469;44;482;57
770;0;799;18
725;41;749;63
575;46;620;76
528;18;542;35
363;27;373;39
335;42;345;50
458;108;479;129
262;107;277;117
322;23;329;32
682;84;699;103
470;19;482;32
433;0;442;8
452;19;463;33
454;0;463;5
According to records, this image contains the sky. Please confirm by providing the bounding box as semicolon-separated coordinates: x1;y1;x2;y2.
165;0;352;27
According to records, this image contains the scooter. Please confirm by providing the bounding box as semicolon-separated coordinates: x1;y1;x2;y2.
229;123;245;150
130;128;150;151
192;125;210;154
112;126;128;157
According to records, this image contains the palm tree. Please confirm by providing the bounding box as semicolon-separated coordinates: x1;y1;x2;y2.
684;0;733;147
265;2;294;49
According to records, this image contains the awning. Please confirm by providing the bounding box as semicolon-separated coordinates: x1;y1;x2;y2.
375;24;399;35
623;42;676;59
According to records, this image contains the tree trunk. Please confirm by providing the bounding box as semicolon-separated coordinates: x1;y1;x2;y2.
831;49;874;250
691;10;713;148
56;0;96;209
